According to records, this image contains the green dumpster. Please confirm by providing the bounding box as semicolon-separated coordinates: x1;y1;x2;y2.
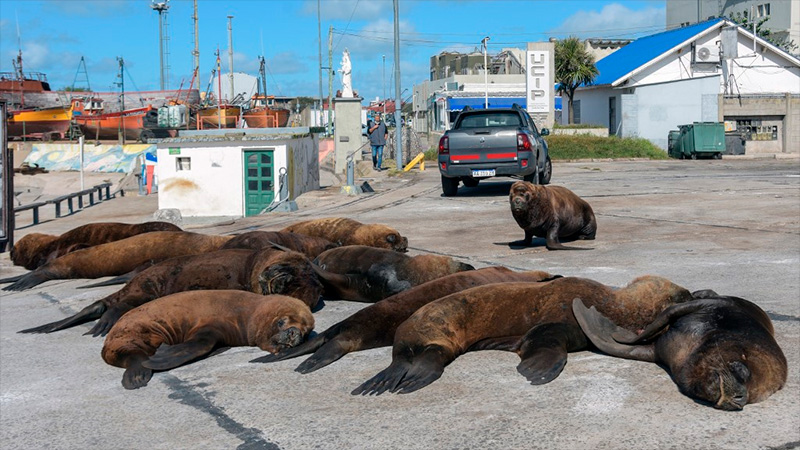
675;122;725;159
668;130;682;159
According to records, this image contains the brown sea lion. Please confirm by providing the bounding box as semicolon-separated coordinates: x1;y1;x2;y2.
572;291;787;410
1;231;233;291
10;221;182;270
509;181;597;250
19;247;322;336
220;230;337;258
353;275;692;395
281;217;409;252
313;245;475;302
252;267;559;372
101;290;315;389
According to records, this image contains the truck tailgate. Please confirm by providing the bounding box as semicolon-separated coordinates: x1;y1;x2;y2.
446;128;519;163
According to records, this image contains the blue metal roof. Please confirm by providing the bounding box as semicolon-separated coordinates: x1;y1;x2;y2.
592;19;724;86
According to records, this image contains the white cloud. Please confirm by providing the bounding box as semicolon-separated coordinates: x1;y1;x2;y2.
550;3;666;39
302;0;387;21
266;52;309;75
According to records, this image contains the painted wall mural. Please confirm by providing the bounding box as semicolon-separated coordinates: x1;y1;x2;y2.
24;143;156;173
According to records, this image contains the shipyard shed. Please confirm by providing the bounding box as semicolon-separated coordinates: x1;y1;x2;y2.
154;128;319;217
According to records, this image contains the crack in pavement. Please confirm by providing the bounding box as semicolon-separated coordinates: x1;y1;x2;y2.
162;375;280;450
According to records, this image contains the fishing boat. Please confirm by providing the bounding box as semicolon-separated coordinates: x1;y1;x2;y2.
72;97;157;141
7;105;73;140
241;57;290;128
197;104;241;128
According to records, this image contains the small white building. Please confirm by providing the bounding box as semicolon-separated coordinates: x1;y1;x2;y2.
571;18;800;153
155;129;319;217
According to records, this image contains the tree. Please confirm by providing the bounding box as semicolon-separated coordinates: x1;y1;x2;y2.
555;37;599;124
730;11;798;55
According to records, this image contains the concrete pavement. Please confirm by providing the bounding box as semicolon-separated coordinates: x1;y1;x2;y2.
1;159;799;449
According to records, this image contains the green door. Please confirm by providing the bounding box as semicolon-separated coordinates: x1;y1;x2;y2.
244;150;275;216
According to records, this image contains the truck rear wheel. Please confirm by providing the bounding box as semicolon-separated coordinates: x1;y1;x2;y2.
441;176;459;196
539;156;552;185
462;177;479;188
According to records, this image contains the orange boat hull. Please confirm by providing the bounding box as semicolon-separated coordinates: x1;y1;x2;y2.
7;106;72;139
74;107;152;140
242;108;290;128
198;106;241;128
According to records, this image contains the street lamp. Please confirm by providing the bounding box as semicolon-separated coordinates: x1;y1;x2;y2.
482;36;490;109
382;54;386;116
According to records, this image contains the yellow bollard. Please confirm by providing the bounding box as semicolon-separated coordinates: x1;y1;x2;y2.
403;153;426;172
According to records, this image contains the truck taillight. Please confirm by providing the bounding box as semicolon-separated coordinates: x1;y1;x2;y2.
517;133;531;152
438;135;449;154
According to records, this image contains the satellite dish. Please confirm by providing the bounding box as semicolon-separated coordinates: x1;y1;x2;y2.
697;47;711;61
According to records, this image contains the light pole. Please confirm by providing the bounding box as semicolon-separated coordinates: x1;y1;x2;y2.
482;36;490;109
382;54;386;116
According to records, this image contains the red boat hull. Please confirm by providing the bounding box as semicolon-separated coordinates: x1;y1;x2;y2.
75;107;151;140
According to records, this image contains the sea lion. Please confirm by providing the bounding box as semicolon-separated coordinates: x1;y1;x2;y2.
353;275;692;395
313;245;475;302
252;267;558;373
572;292;787;410
281;217;409;252
101;290;314;389
1;231;233;291
509;181;597;250
19;247;322;336
220;230;337;258
11;221;182;270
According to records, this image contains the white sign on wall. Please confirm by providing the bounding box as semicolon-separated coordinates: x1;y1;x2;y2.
526;51;551;113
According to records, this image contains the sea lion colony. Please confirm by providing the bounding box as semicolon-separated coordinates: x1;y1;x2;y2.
3;212;787;408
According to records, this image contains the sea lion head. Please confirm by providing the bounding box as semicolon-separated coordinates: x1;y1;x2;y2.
252;251;323;310
10;233;59;270
509;181;545;218
353;225;409;252
253;296;315;353
680;345;752;411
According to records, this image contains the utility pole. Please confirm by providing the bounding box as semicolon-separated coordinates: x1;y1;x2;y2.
482;36;490;109
317;0;323;127
227;15;234;103
393;0;402;169
192;0;199;79
382;54;386;116
327;26;334;136
151;1;171;91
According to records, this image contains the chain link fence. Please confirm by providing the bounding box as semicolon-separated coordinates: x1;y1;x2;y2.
384;127;427;167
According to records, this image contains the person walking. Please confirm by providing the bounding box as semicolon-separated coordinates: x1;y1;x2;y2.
368;113;389;171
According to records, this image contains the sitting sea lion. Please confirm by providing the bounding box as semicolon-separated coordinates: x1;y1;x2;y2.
252;267;558;372
353;275;692;395
101;290;314;389
281;217;409;252
509;181;596;250
220;230;337;258
11;221;182;270
19;247;322;336
313;245;475;302
1;231;233;291
572;291;787;410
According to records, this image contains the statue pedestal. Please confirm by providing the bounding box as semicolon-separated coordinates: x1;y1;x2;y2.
333;97;363;174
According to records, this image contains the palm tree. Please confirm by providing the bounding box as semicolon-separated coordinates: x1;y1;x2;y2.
555;37;599;124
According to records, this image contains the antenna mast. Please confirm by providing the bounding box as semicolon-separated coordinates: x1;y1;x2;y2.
227;15;235;103
151;0;171;90
192;0;199;78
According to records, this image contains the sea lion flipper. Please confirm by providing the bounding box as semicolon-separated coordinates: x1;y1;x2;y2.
0;274;25;284
295;338;349;373
515;322;588;385
2;270;53;291
614;300;718;344
142;331;217;370
571;299;656;362
250;332;327;364
467;336;521;352
122;357;153;390
390;347;448;394
19;300;107;334
78;272;136;289
351;361;409;396
85;307;129;337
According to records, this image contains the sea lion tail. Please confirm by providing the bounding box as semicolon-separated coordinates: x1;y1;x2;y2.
249;331;328;364
18;300;107;334
78;272;136;289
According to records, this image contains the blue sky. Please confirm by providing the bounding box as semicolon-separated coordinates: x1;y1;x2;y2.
0;0;668;104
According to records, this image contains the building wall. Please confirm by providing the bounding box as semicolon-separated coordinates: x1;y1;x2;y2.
626;27;800;95
157;135;318;217
720;94;800;153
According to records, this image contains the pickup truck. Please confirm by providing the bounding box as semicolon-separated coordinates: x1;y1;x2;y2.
437;105;551;196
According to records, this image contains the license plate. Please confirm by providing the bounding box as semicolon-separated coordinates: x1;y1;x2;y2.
472;169;495;177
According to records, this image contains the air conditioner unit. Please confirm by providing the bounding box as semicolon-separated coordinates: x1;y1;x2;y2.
695;45;721;63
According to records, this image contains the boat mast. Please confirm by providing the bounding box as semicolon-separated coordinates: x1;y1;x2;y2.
192;0;199;78
259;56;267;100
227;15;234;104
216;47;222;129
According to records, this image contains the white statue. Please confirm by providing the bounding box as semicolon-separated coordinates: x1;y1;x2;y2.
340;49;353;97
